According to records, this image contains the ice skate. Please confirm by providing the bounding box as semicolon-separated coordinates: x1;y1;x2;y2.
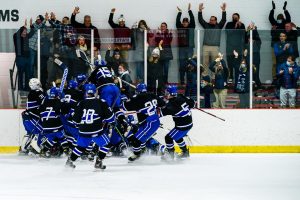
65;157;76;169
94;158;106;170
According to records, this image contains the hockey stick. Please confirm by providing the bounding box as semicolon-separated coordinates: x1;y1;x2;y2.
75;49;95;71
54;58;68;94
194;108;225;121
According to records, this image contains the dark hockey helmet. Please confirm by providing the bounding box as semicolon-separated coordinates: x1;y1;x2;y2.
68;80;78;89
76;74;87;84
84;83;96;95
166;85;178;96
49;87;60;99
136;83;147;93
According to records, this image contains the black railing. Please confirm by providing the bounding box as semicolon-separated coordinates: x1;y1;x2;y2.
9;59;18;108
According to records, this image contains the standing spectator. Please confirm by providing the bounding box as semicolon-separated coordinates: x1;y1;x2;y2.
209;53;228;108
13;20;34;92
155;22;173;83
47;14;77;80
131;20;153;82
117;63;133;97
184;57;197;97
71;7;101;52
198;2;226;77
200;75;213;108
269;1;291;77
284;22;299;58
233;51;250;108
276;56;300;108
176;3;195;85
245;22;262;88
225;13;245;83
147;43;165;95
73;35;91;76
28;15;46;80
108;8;131;61
105;47;126;75
274;32;294;74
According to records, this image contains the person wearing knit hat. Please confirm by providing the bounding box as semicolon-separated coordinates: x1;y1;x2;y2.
176;3;196;85
151;48;160;57
105;47;126;75
36;15;45;23
108;8;131;61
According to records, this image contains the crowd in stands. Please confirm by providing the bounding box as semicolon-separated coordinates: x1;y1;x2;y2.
13;1;300;108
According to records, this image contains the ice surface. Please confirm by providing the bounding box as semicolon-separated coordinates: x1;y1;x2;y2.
0;154;299;200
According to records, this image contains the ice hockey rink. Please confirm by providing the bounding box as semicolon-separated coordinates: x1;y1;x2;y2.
0;153;299;200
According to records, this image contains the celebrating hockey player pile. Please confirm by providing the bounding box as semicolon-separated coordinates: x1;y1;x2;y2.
21;58;195;170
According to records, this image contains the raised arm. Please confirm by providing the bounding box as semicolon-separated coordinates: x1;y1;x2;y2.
108;8;118;28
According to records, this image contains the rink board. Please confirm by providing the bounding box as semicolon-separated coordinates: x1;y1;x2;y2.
0;109;300;153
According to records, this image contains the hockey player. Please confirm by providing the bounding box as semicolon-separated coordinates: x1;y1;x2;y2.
21;78;45;154
38;87;68;157
66;84;115;169
122;83;165;162
61;80;84;149
160;85;195;160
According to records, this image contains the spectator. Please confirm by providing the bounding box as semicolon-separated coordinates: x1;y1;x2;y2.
269;1;291;77
105;47;126;75
73;35;91;76
176;3;195;85
40;27;52;90
28;14;46;81
117;63;133;97
274;32;294;74
147;43;165;95
276;55;300;108
198;2;226;77
225;13;245;83
13;20;34;92
155;22;173;83
200;75;213;108
71;7;101;52
284;22;299;58
245;22;262;88
269;1;291;46
209;53;228;108
131;20;153;82
108;8;131;61
47;13;77;80
233;50;250;108
184;57;198;97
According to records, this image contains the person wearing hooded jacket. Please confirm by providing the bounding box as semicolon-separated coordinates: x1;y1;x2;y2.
176;3;195;85
13;21;35;91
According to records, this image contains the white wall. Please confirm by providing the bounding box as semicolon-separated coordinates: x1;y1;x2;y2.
1;109;300;147
2;0;300;29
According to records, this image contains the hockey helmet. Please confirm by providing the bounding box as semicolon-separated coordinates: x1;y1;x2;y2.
76;74;87;83
29;78;42;90
94;59;107;67
136;83;147;93
166;85;178;96
84;83;96;95
49;87;60;98
68;80;78;89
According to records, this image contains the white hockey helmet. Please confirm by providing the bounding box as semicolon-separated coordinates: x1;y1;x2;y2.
29;78;42;90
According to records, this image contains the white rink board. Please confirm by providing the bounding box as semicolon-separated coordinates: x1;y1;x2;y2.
1;109;300;147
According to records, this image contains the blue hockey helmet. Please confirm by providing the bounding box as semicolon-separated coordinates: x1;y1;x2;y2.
76;74;87;83
94;59;107;67
84;83;96;95
136;83;147;93
49;87;60;98
166;85;178;96
68;80;78;89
